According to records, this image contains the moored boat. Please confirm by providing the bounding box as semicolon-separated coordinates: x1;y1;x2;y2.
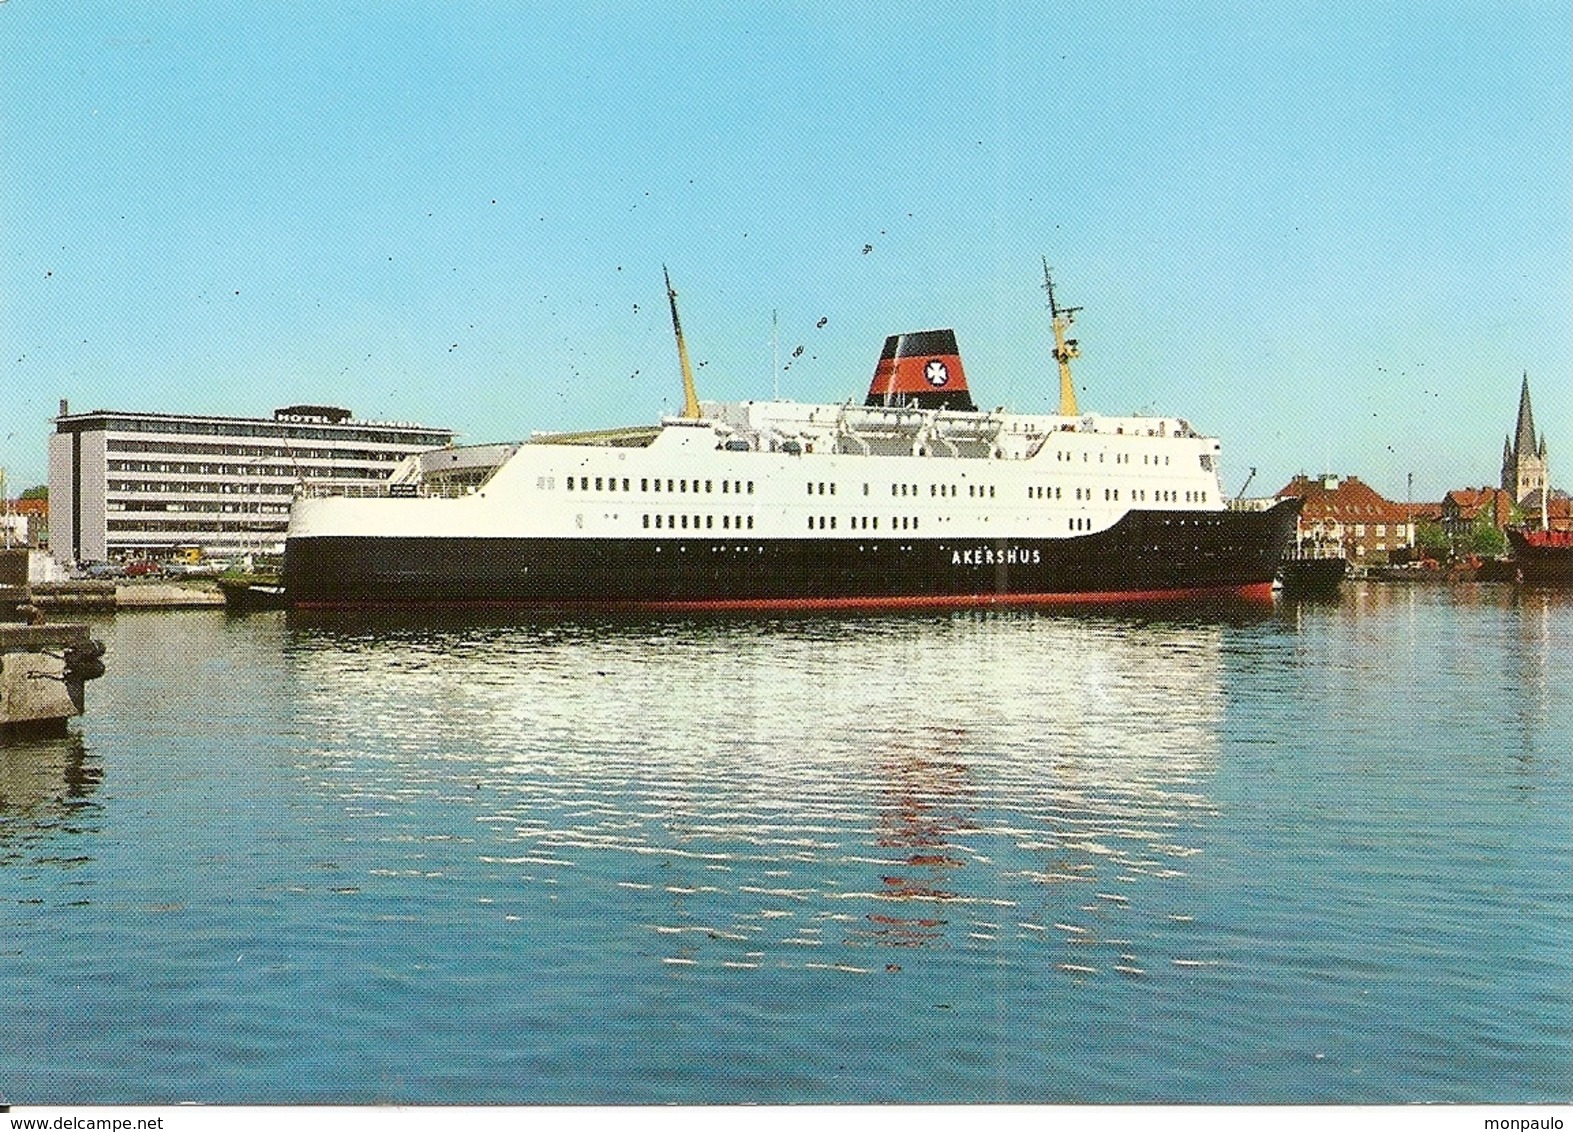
216;574;290;612
1506;526;1572;586
1278;545;1348;598
283;268;1301;611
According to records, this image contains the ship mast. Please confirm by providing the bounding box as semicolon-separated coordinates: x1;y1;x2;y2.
1042;257;1081;416
664;265;703;420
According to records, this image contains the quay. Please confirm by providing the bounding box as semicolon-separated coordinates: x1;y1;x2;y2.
1;552;107;735
0;622;106;735
30;579;225;612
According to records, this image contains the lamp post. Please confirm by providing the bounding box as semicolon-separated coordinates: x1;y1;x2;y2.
1407;471;1414;560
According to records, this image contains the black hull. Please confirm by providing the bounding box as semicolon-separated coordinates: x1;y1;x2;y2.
283;501;1301;610
1277;555;1347;598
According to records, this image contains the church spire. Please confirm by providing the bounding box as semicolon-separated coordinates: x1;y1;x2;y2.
1503;373;1550;504
1513;372;1538;459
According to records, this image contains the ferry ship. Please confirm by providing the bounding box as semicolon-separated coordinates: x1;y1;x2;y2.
283;268;1300;610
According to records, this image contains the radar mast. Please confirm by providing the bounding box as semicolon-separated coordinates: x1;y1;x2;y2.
664;266;703;420
1042;258;1081;416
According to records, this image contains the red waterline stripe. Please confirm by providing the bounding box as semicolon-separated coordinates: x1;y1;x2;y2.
292;581;1276;612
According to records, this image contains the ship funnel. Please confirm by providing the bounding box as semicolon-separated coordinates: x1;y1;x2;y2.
864;329;976;412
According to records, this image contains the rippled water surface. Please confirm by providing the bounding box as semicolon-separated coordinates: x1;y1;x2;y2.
2;584;1568;1104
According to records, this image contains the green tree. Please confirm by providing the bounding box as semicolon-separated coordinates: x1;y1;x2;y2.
1468;519;1507;557
18;485;47;500
1414;518;1449;558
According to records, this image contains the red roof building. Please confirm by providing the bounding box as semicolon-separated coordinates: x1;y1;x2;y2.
1440;487;1515;541
3;497;48;547
1275;474;1417;563
1517;488;1572;533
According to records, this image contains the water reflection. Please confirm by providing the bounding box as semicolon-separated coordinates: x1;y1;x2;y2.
859;741;973;951
0;732;102;864
281;609;1234;977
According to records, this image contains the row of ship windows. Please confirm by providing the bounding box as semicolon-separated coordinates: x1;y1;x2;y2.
895;482;992;499
811;481;1208;504
1028;486;1208;503
805;514;1099;533
804;515;921;531
1052;451;1171;466
803;482;995;499
558;475;757;495
643;514;756;531
556;474;1203;507
640;513;928;533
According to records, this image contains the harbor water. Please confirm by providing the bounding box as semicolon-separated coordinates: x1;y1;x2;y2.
1;584;1568;1105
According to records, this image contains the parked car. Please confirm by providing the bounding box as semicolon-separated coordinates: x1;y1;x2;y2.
164;560;220;576
123;559;162;577
81;561;125;579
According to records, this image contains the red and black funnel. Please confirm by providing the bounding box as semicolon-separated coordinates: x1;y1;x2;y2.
864;329;976;412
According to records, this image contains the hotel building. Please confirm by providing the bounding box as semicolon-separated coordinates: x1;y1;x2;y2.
48;402;454;564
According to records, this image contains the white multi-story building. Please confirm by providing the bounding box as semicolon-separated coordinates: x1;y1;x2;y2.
48;402;454;564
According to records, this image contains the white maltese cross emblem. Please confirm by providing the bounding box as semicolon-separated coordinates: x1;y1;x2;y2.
924;359;949;386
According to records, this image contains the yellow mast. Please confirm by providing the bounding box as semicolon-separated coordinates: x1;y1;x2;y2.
664;265;702;420
1042;257;1081;417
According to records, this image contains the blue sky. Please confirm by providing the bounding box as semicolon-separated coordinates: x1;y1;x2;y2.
3;1;1568;502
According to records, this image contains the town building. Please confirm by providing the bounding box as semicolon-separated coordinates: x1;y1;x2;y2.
0;510;26;547
1518;487;1572;533
1275;474;1417;564
1440;487;1515;544
14;497;49;547
1501;374;1549;505
47;402;454;564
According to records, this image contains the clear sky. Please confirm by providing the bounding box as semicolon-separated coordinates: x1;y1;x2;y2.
2;1;1568;502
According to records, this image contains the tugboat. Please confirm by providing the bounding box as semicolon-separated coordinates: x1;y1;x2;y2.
216;573;289;612
1277;539;1348;599
283;265;1302;611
